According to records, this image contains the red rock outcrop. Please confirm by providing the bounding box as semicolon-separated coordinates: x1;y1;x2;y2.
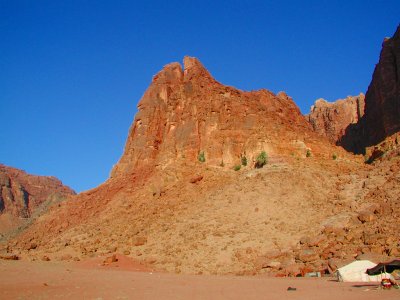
112;56;330;177
0;164;75;219
362;25;400;147
307;94;365;146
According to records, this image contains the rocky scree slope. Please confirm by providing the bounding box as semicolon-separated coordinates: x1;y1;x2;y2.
7;158;369;276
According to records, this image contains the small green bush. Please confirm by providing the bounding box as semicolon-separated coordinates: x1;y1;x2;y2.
332;153;337;160
306;149;311;157
233;165;241;171
255;151;268;168
241;156;247;166
198;151;205;163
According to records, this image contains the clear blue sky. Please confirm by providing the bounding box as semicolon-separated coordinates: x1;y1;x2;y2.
1;1;399;192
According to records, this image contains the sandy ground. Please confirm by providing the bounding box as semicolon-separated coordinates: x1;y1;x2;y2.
0;259;399;300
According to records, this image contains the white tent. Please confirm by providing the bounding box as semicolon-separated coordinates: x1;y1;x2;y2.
336;260;395;282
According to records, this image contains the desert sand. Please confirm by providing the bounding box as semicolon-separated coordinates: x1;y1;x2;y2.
0;256;398;300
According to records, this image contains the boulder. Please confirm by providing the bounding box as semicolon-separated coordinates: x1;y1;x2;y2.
190;175;204;184
261;261;282;269
321;213;356;233
297;249;319;263
41;255;51;261
308;235;328;247
103;254;118;264
133;236;147;246
357;211;376;223
0;254;19;260
60;254;72;261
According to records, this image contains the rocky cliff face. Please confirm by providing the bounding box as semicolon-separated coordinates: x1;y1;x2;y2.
112;57;323;177
307;94;365;147
0;164;75;219
362;25;400;147
308;25;400;154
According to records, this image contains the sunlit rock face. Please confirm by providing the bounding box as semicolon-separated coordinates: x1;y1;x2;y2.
0;164;75;218
307;94;365;151
111;56;317;177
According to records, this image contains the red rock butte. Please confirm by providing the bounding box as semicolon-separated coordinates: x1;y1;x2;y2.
112;56;340;177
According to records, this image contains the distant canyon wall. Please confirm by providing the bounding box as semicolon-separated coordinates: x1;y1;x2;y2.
362;25;400;147
0;164;75;219
307;94;365;150
307;25;400;153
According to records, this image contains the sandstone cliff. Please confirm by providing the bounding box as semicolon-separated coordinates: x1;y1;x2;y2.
111;57;327;177
362;25;400;147
308;25;400;154
307;94;365;152
0;164;75;220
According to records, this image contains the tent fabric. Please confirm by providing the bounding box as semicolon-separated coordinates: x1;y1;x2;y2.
366;260;400;275
337;260;394;282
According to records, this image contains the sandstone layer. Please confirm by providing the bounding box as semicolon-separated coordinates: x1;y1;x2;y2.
362;25;400;148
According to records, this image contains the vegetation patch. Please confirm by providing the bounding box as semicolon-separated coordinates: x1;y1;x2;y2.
255;151;268;168
198;151;206;163
241;156;247;166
